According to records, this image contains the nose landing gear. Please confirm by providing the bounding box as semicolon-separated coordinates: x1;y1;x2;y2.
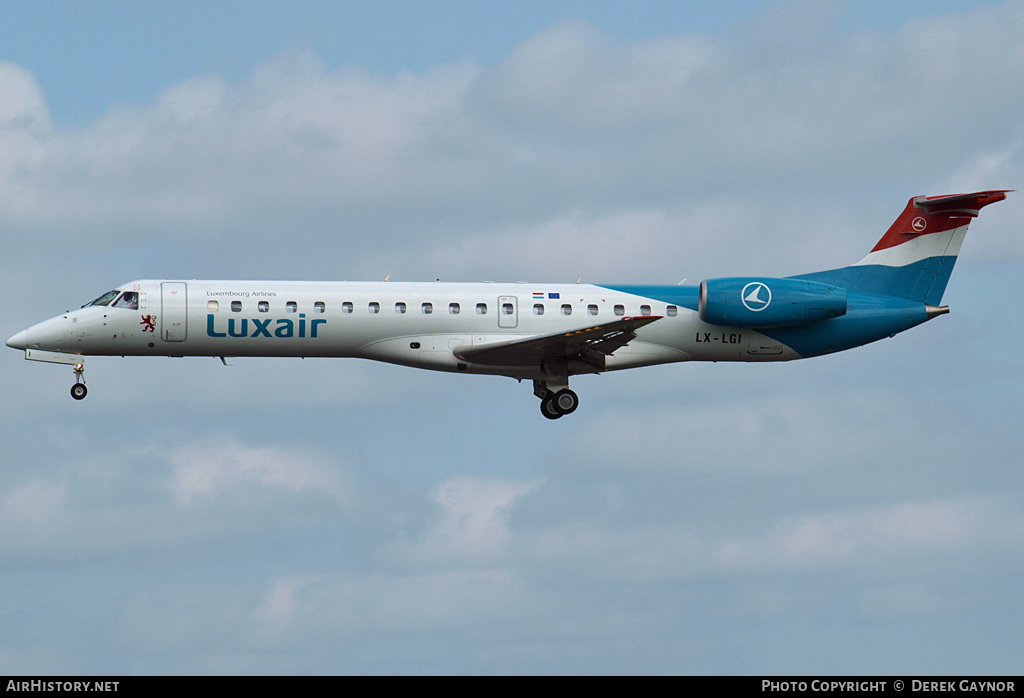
71;363;88;400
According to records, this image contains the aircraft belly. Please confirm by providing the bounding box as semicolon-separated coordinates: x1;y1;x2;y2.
676;318;800;362
603;342;688;370
358;335;470;371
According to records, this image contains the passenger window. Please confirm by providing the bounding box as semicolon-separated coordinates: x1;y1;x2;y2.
314;301;325;313
502;303;514;315
449;303;460;314
207;301;219;312
369;302;380;314
614;305;625;316
667;305;678;317
286;301;297;313
231;301;242;312
476;303;487;315
396;302;406;314
640;305;651;316
588;304;598;316
422;302;433;314
561;304;572;316
533;304;545;315
258;301;269;312
342;301;353;313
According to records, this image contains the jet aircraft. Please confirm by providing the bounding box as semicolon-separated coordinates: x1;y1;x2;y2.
6;190;1008;418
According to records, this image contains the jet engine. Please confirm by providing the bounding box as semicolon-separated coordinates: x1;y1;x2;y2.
699;277;847;328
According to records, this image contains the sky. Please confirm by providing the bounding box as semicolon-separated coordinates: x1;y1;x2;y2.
1;0;1022;675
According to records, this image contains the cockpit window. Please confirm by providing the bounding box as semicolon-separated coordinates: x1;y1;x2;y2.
112;292;139;310
85;290;120;307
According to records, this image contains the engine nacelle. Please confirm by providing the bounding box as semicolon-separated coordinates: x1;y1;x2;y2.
699;277;847;328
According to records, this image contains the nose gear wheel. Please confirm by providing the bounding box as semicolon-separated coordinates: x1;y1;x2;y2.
71;363;87;400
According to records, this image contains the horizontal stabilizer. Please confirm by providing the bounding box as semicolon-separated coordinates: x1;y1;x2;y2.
912;190;1010;216
454;315;661;367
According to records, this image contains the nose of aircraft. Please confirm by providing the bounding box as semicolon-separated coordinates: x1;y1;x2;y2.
6;329;29;350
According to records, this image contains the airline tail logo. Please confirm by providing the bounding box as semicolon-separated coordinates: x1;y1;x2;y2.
741;282;772;312
912;217;927;232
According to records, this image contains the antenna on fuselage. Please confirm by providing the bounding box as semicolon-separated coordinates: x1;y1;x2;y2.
384;272;390;282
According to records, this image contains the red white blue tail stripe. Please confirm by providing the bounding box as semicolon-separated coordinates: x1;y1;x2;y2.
797;191;1008;306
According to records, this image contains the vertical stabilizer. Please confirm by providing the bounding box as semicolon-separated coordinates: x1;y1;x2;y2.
797;190;1008;304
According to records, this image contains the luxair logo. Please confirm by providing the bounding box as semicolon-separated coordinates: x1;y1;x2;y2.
741;282;772;312
207;313;326;338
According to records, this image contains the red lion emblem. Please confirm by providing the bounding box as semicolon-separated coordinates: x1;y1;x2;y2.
141;315;156;333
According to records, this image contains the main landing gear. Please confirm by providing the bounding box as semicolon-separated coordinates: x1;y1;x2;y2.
535;380;579;420
71;362;88;400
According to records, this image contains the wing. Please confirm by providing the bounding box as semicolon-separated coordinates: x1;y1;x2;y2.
454;315;662;368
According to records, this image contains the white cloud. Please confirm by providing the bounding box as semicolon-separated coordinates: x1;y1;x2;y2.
167;435;353;505
0;479;67;529
2;5;1022;277
0;62;51;222
251;575;321;633
552;382;971;479
384;475;542;568
0;62;50;134
257;569;530;642
3;4;1024;674
714;497;1021;569
466;19;721;134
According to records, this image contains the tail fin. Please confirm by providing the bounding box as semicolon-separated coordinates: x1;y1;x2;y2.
798;190;1009;304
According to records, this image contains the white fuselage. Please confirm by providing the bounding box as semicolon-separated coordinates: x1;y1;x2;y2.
8;191;1004;414
12;280;794;383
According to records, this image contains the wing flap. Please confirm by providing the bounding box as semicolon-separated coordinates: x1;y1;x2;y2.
454;316;661;367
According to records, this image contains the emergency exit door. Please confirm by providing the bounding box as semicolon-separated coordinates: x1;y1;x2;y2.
498;296;518;328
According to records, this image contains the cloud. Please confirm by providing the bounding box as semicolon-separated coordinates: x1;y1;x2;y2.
0;62;52;222
551;381;974;481
0;62;50;134
466;19;721;134
3;4;1024;674
167;434;353;506
0;51;485;232
0;479;67;529
248;568;530;645
383;475;543;568
714;496;1023;569
250;575;320;633
2;6;1023;281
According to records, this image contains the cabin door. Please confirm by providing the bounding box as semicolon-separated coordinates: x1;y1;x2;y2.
161;282;188;342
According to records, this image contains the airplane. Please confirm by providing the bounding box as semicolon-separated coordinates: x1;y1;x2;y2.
6;190;1008;419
